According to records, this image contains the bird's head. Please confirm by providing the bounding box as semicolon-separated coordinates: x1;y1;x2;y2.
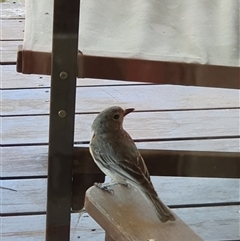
91;106;134;134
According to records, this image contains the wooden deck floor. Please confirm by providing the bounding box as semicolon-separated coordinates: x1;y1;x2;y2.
1;1;240;240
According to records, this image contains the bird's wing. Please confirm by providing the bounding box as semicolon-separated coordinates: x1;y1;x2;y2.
90;139;150;186
104;153;149;186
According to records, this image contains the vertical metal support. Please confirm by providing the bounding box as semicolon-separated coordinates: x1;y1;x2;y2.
46;0;80;241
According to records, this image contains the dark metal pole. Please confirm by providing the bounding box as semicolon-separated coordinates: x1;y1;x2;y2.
46;0;80;240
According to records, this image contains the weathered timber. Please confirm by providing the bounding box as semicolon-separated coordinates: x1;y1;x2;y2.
0;19;24;40
2;110;239;145
1;65;148;89
0;41;21;63
2;85;240;115
1;176;239;214
0;0;25;20
1;138;239;177
1;206;240;241
85;186;240;241
73;147;240;178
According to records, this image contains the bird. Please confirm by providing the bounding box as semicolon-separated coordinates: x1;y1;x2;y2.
89;106;175;223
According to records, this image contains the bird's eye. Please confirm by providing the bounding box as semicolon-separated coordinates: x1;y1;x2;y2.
113;114;120;120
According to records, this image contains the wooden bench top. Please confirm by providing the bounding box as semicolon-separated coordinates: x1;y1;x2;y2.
85;185;204;241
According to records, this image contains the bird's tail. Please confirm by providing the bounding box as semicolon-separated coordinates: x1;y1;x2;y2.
143;184;175;223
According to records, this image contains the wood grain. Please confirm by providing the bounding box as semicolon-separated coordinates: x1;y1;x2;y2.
0;40;21;63
0;19;24;40
1;213;104;241
1;206;240;241
2;110;239;145
174;205;240;241
85;186;240;241
1;65;148;89
1;138;239;177
72;147;240;179
85;186;203;241
0;1;25;20
1;177;239;214
2;85;240;115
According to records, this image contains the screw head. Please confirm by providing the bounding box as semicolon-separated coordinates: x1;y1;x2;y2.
58;110;67;118
59;71;68;79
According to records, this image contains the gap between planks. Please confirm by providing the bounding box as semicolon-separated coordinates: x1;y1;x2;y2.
1;65;150;88
1;206;239;241
1;176;240;240
2;84;240;116
1;138;240;177
0;40;22;63
1;177;239;214
2;110;240;145
0;0;25;20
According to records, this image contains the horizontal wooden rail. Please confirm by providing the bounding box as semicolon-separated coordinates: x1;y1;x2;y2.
71;147;239;210
73;147;240;178
17;48;240;89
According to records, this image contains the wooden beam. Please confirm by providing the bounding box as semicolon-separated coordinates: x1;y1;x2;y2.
85;186;204;241
1;206;239;241
73;147;240;178
72;146;239;213
1;138;239;177
17;50;240;89
2;110;239;145
2;176;240;214
1;65;148;89
2;85;240;116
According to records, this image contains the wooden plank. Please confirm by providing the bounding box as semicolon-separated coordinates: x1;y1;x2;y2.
4;205;240;241
2;110;239;145
1;65;149;89
0;19;25;40
136;139;240;152
19;49;240;89
0;40;21;63
1;146;49;177
2;85;240;115
1;138;239;177
174;206;240;241
1;65;50;88
1;177;239;214
2;207;238;240
0;19;24;40
85;186;203;241
0;0;25;20
85;186;239;240
1;213;105;241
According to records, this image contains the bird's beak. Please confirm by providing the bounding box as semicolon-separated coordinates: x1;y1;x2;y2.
124;108;135;116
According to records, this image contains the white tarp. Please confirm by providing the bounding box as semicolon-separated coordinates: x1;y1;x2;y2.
24;0;240;67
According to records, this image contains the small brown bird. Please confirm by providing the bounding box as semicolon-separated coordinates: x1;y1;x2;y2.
89;106;175;222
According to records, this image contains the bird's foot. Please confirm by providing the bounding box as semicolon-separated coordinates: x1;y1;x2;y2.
118;182;130;188
94;182;114;194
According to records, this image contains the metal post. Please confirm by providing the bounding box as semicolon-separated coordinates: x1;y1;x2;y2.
46;0;80;240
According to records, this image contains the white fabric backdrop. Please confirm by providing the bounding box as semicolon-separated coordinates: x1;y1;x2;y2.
24;0;240;67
